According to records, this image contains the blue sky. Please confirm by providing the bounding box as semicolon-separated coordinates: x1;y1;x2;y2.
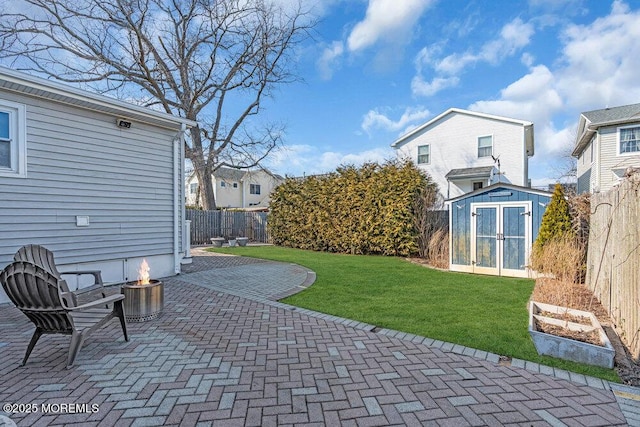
261;0;640;186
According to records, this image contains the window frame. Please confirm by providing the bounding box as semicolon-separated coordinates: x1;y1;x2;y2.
0;99;27;178
417;144;430;164
618;125;640;156
250;183;261;195
477;135;493;158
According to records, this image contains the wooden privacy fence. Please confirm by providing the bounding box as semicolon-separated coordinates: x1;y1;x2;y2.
587;174;640;359
186;210;271;244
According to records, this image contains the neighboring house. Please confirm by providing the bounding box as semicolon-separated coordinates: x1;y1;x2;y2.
0;67;196;304
392;108;534;199
572;103;640;194
186;167;284;209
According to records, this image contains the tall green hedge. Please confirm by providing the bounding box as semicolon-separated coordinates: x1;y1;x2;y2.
268;160;436;256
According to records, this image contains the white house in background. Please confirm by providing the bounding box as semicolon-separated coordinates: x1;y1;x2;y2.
572;103;640;194
186;167;284;209
0;67;196;304
392;108;535;199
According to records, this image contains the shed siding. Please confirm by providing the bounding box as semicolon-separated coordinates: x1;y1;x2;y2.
396;112;528;198
450;185;550;275
0;90;180;268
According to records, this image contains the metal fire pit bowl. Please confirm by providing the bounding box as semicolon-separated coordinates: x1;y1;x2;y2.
121;280;164;322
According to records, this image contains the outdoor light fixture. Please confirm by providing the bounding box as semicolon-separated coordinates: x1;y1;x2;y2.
117;118;132;128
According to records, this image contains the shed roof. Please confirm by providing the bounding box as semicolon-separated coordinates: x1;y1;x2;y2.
446;183;552;203
0;66;197;131
445;166;494;180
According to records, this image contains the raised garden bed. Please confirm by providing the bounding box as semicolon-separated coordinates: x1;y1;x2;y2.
529;301;615;369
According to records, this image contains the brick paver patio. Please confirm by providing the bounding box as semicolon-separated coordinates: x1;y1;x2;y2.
0;249;638;426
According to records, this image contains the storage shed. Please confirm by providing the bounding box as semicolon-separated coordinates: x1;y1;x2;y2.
447;184;552;278
0;67;197;304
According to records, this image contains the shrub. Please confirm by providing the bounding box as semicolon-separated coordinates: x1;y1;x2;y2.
269;160;437;256
531;184;586;285
536;183;574;248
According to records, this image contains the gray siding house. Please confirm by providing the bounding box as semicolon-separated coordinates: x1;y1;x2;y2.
0;67;196;304
573;103;640;194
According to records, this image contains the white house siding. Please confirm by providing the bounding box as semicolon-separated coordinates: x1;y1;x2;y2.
396;112;528;198
0;90;184;298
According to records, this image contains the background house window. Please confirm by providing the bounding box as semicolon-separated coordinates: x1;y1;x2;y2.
233;182;238;188
0;100;26;177
189;183;198;194
620;126;640;154
220;181;226;187
473;181;484;190
477;135;492;158
250;184;261;195
417;144;430;164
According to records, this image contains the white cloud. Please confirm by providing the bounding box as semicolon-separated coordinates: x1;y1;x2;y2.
556;0;640;110
466;1;640;183
317;41;344;80
412;17;535;97
346;0;435;52
411;75;460;97
361;106;431;134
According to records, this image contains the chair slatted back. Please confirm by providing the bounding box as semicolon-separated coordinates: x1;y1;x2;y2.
14;244;62;277
0;261;73;333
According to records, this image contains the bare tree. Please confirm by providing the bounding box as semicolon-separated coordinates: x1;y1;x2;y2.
0;0;314;209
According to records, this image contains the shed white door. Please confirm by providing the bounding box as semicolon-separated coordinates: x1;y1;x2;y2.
471;202;531;277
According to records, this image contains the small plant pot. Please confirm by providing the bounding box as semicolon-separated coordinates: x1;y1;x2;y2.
529;301;615;369
228;239;237;247
210;237;225;247
237;237;249;247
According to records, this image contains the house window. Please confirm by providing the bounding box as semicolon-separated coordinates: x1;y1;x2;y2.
0;99;27;178
189;183;198;194
250;184;261;195
417;144;430;164
620;126;640;154
233;182;238;188
220;181;226;187
473;181;484;191
477;135;492;158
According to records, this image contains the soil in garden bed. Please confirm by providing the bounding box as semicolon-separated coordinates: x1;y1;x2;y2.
534;318;603;347
538;310;592;325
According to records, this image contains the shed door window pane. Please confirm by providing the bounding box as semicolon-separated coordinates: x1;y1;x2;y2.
0;112;10;168
417;145;430;164
620;127;640;153
478;136;492;158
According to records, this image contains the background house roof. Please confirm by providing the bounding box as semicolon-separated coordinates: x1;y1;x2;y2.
573;102;640;156
582;103;640;124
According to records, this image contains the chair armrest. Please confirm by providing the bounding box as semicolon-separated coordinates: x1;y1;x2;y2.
59;270;103;286
68;293;124;311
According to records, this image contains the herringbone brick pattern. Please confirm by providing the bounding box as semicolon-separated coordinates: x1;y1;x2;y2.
0;252;633;425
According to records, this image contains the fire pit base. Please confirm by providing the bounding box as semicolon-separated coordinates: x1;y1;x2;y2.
121;280;164;322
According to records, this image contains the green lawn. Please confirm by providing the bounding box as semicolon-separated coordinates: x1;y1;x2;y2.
208;246;619;382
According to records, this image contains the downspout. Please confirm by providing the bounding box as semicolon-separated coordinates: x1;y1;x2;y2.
173;123;186;275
